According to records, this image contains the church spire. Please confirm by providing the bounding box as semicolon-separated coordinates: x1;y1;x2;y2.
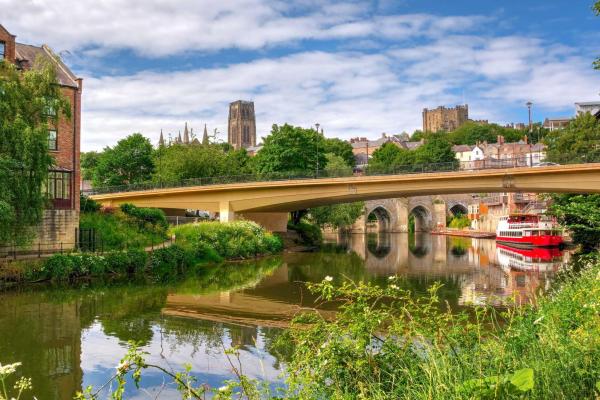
177;130;182;144
202;123;209;145
183;122;190;144
158;129;165;147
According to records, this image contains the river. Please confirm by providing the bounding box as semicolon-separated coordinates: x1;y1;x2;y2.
0;233;570;399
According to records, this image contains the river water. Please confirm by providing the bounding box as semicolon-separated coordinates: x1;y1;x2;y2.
0;233;569;399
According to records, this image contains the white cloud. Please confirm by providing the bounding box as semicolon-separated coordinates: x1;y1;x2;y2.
2;0;485;56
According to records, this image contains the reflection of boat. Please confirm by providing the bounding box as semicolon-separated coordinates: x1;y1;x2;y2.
496;244;563;272
496;214;563;247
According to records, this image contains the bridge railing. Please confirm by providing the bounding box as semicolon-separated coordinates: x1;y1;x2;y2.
83;155;558;195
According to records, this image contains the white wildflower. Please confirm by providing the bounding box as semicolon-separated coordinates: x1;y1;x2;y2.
0;362;21;376
388;276;396;280
324;276;333;282
389;284;399;290
218;386;228;392
115;361;129;373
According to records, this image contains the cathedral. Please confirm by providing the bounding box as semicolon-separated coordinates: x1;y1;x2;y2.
228;100;256;150
158;122;211;146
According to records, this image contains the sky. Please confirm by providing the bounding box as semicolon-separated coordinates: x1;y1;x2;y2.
3;0;600;151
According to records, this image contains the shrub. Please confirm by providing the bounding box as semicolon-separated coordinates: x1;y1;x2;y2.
149;245;194;279
172;220;283;260
44;254;75;280
288;220;322;246
120;203;168;230
80;195;101;212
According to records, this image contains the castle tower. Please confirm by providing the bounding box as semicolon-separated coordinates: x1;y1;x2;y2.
183;122;190;144
228;100;256;150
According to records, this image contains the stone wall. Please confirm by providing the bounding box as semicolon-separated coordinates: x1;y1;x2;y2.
34;210;80;249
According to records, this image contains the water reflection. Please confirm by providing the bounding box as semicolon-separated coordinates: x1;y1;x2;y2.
0;233;569;399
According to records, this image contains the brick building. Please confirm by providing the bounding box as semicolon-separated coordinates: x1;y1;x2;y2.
1;24;82;248
422;104;469;132
350;133;424;169
228;100;256;150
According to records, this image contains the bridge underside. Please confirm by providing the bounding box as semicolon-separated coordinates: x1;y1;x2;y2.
90;164;600;231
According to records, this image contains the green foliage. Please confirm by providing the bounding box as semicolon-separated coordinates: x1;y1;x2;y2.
287;220;323;246
104;249;148;274
323;153;353;176
80;151;101;181
153;143;253;183
171;220;283;260
449;215;471;229
310;202;364;229
120;203;168;230
446;121;528;145
549;194;600;252
80;195;101;212
253;124;327;175
92;133;155;187
273;259;600;399
545;112;600;164
0;60;70;245
368;135;456;173
79;210;168;250
148;245;197;278
322;137;355;167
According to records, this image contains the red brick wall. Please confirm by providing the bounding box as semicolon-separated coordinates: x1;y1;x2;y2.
0;26;16;63
50;84;82;211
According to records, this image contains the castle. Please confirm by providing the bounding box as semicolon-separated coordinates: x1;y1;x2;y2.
422;104;469;132
228;100;256;150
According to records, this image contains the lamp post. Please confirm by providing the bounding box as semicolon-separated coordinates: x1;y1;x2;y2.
315;123;320;177
526;101;533;137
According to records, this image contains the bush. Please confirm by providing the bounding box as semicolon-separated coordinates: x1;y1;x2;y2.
44;254;75;280
149;245;196;279
449;215;471;229
172;220;283;260
288;220;322;246
120;203;168;230
80;195;101;212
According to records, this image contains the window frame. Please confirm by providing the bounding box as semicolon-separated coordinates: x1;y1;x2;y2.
48;129;58;151
0;41;5;59
47;170;72;209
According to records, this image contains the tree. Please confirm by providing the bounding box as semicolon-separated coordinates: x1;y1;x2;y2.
92;133;155;187
544;112;600;164
549;194;600;253
413;134;457;165
0;60;70;244
368;142;414;173
324;153;352;176
310;202;365;229
81;151;100;181
322;138;355;167
253;124;327;176
153;143;253;184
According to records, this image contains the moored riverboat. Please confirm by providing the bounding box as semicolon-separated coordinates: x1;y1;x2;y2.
496;214;563;248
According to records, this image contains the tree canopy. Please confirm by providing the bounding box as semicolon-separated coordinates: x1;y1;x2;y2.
310;202;365;229
321;137;355;167
92;133;155;187
253;124;327;175
544;112;600;164
0;61;70;244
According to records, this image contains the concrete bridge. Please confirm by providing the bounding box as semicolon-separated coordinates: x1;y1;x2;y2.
90;163;600;231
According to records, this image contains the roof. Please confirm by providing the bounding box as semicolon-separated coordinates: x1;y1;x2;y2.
14;43;79;88
452;144;472;152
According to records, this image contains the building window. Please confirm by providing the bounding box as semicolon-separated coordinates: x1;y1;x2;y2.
48;130;57;150
47;171;72;209
44;98;57;117
0;41;5;59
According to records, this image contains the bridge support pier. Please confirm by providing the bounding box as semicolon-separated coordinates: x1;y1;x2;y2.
219;201;236;223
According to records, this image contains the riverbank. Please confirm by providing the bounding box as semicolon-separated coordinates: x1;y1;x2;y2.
433;228;496;238
273;253;600;399
0;219;283;285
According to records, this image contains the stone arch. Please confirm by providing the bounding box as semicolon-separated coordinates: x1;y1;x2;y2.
366;232;391;258
448;202;468;216
409;205;433;232
366;206;392;232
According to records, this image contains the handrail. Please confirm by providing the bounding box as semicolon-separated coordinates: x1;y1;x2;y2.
83;156;563;196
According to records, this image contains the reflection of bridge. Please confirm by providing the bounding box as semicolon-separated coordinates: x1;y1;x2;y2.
91;164;600;231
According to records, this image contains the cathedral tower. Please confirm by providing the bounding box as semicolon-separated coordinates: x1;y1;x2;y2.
228;100;256;149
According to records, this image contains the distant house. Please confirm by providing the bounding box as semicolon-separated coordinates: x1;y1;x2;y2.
350;133;424;169
452;135;546;169
575;102;600;119
543;117;570;131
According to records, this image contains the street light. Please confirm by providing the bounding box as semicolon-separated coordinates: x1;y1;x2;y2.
315;123;320;177
526;101;533;136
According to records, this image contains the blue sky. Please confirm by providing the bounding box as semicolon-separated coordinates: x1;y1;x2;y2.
3;0;600;150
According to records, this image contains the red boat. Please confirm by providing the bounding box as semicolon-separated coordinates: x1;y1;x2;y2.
496;214;563;248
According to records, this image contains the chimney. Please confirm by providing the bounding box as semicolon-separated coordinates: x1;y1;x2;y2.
523;135;528;144
497;135;504;145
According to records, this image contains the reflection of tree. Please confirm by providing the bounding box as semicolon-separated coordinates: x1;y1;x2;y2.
366;233;391;258
285;251;366;283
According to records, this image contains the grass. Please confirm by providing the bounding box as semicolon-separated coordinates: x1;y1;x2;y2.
79;210;168;250
272;254;600;399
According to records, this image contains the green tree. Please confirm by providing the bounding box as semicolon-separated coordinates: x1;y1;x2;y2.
0;60;70;244
544;112;600;164
92;133;155;187
153;144;253;183
254;124;327;175
310;201;365;229
322;138;355;167
368;142;415;173
549;194;600;253
81;151;100;181
324;153;352;176
413;134;457;165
